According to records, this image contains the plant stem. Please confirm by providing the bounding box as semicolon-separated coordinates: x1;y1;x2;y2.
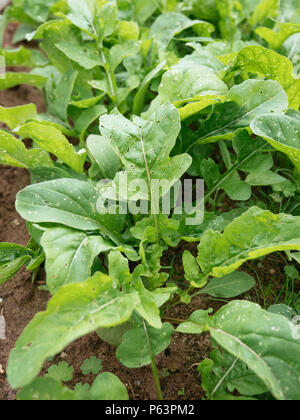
162;317;185;324
143;321;163;400
210;358;238;399
90;21;116;102
99;47;116;100
184;143;268;222
139;128;160;242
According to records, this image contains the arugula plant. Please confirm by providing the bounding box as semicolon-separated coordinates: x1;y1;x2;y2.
1;0;300;401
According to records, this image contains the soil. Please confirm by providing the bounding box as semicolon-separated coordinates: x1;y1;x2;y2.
0;22;299;402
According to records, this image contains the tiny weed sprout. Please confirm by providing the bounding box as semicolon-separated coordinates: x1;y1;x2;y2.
0;0;300;401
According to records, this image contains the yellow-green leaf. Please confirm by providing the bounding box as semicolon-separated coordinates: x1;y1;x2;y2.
15;122;86;173
0;104;37;130
237;46;300;109
0;129;53;169
7;272;140;389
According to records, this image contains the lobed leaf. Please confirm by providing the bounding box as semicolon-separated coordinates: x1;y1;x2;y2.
15;122;86;173
185;79;288;150
237;46;300;109
0;104;37;130
197;207;300;278
0;129;53;169
0;73;47;90
178;301;300;400
7;272;140;389
41;227;124;294
99;103;192;202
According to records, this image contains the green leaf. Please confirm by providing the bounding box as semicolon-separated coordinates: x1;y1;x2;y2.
48;362;74;382
246;171;286;186
256;22;300;49
135;281;162;329
132;0;158;24
41;227;123;294
237;46;300;109
159;65;227;103
0;256;31;285
197;207;300;278
108;251;131;286
16;179;126;243
251;113;300;173
97;321;135;347
199;131;272;202
178;96;224;121
89;373;129;400
0;46;49;67
108;253;162;328
71;95;104;109
211;302;300;400
178;300;300;400
0;243;34;284
222;171;251;201
12;24;36;44
177;309;212;334
186;80;288;150
291;252;300;264
216;0;244;41
0;243;33;263
17;371;128;400
133;60;166;115
87;134;121;179
17;377;76;401
29;165;87;183
0;73;46;90
99;103;192;202
268;304;297;320
198;346;268;400
279;0;300;22
131;214;181;248
144;63;227;118
66;0;96;35
199;272;256;298
74;383;90;400
24;0;57;23
15;123;86;173
74;105;107;142
150;12;214;52
109;41;140;72
117;20;139;41
0;129;53;169
249;0;278;27
183;250;202;284
47;69;78;121
55;27;101;70
0;8;10;47
0;104;37;130
190;0;219;21
96;1;118;40
81;357;103;375
233;130;274;174
116;323;174;368
7;272;140;388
